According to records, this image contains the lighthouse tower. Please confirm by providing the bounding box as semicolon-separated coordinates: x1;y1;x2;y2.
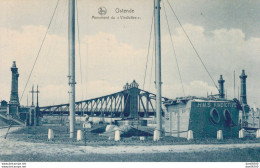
239;69;250;124
218;75;225;99
8;61;20;116
240;70;247;105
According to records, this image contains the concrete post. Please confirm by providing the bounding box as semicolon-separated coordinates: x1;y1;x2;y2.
77;130;83;141
256;129;260;138
153;130;160;141
48;129;54;140
115;129;120;141
29;106;36;126
217;130;223;140
187;130;193;140
239;129;245;139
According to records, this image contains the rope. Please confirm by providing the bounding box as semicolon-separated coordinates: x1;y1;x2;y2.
4;124;12;139
41;0;67;81
149;38;155;90
165;0;219;91
162;1;185;97
143;11;154;90
20;0;61;102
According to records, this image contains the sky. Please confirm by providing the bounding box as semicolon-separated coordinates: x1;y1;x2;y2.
0;0;259;107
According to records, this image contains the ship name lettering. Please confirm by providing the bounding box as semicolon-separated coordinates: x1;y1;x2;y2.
197;102;236;108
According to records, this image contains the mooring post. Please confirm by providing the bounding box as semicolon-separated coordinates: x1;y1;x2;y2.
256;129;260;138
153;130;160;141
115;129;120;141
187;130;193;141
239;128;245;139
48;128;54;140
77;130;83;141
217;130;223;140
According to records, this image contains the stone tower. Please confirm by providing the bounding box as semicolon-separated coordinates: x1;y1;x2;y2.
8;61;20;116
123;80;140;118
218;75;225;99
239;69;250;121
239;69;247;105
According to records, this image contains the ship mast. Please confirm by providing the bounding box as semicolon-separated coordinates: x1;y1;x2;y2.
154;0;162;140
68;0;76;138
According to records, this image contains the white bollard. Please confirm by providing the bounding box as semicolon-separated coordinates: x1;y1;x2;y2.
217;130;223;140
256;129;260;138
48;129;54;140
115;130;120;141
187;130;193;140
153;130;159;141
153;130;160;141
77;130;83;141
140;136;146;141
239;129;245;139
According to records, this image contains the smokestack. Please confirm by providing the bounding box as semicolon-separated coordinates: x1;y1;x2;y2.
239;69;247;104
218;75;225;98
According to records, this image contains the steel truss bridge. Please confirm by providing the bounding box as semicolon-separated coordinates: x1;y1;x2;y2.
39;81;170;118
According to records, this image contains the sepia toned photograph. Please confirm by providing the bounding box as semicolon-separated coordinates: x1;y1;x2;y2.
0;0;259;166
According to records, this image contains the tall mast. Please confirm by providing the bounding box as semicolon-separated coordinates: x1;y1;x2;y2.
234;70;235;98
68;0;76;138
30;85;34;106
154;0;162;140
36;85;39;107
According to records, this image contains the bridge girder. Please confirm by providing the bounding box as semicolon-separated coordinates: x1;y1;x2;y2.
39;87;169;118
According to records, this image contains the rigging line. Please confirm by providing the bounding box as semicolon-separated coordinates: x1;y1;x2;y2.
76;0;84;101
166;0;219;91
143;11;154;90
20;0;61;102
162;1;185;97
149;37;155;90
43;0;66;86
44;0;67;73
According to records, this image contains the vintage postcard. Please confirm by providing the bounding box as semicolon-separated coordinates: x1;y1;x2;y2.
0;0;259;167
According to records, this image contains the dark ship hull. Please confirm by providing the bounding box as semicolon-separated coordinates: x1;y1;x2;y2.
164;98;239;139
